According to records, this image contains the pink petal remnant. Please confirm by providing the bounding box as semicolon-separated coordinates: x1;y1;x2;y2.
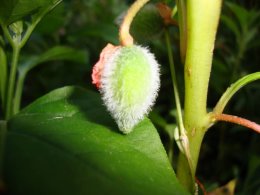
92;43;120;89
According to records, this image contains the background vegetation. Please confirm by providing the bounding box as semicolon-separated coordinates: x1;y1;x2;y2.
1;0;259;194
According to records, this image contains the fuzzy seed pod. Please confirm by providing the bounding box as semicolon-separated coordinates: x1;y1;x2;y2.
92;44;160;134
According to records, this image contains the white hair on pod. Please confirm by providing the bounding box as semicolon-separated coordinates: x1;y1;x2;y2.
100;45;160;134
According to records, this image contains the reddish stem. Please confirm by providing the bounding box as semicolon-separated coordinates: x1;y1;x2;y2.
214;113;260;134
195;177;207;195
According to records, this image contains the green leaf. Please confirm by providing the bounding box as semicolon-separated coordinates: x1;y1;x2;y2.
242;155;260;194
73;23;118;44
34;3;65;35
225;2;248;31
220;15;241;42
4;86;189;195
0;0;61;25
244;27;258;46
0;45;7;107
214;72;260;114
19;46;88;75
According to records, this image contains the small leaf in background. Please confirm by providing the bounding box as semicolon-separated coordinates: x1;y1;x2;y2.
72;23;119;44
241;154;260;194
19;46;88;75
220;15;241;43
130;4;164;43
4;86;189;195
0;0;61;25
35;3;65;35
222;2;260;48
225;2;248;30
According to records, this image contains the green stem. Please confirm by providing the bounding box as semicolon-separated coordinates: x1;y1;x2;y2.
165;30;184;132
165;28;190;165
5;46;20;119
176;0;187;64
214;72;260;115
0;46;7;108
177;0;222;193
3;0;62;118
20;1;62;48
1;25;15;48
13;71;26;114
165;30;196;189
19;15;45;49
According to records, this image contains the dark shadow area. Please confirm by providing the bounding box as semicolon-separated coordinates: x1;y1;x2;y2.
66;87;120;133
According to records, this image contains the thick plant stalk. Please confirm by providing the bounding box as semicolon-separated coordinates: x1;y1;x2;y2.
177;0;222;193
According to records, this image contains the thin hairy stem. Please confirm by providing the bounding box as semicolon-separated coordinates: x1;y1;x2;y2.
165;30;184;132
165;29;194;183
119;0;149;46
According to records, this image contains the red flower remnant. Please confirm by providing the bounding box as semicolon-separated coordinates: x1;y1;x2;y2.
92;43;120;89
156;3;178;26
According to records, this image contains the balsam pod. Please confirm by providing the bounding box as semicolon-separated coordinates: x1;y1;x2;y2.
92;44;160;134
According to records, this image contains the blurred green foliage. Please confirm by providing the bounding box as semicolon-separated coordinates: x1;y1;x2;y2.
1;0;259;194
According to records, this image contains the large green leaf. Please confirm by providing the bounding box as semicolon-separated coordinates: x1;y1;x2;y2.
0;0;60;25
4;86;188;195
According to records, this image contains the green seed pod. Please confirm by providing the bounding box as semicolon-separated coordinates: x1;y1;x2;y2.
93;44;160;134
130;4;164;43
